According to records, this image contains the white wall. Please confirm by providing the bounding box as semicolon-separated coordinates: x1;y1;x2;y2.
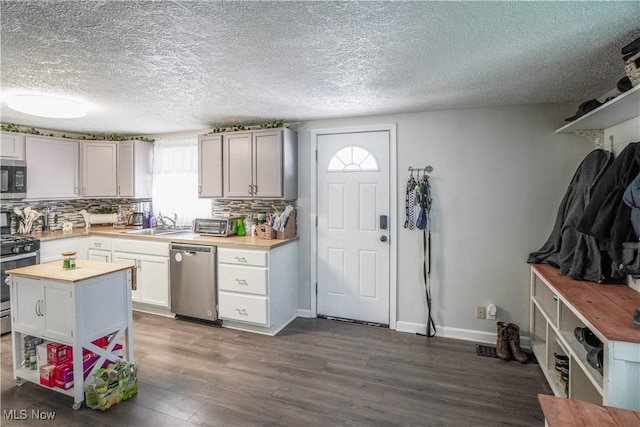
293;102;593;341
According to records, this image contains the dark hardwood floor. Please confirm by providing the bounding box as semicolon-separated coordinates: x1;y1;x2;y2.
1;312;551;426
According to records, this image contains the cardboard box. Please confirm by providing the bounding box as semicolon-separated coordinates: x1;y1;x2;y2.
39;364;56;388
47;342;71;365
54;362;73;390
36;342;49;370
54;352;102;390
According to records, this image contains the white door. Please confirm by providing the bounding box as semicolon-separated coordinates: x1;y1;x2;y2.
317;131;390;325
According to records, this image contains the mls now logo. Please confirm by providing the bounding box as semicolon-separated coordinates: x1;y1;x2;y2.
3;409;56;420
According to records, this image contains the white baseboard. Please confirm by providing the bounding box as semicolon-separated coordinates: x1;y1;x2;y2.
395;321;531;349
297;309;312;318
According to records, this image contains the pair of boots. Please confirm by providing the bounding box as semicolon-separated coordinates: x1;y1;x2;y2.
496;322;527;363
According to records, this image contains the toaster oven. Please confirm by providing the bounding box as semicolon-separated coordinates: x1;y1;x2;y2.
193;217;243;236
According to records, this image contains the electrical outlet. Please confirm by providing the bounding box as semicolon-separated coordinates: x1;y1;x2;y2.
476;306;486;319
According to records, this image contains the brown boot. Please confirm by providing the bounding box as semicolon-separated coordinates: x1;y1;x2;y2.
507;323;528;363
496;322;512;360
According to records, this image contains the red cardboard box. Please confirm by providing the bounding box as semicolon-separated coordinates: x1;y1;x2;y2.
39;364;56;387
54;352;102;390
54;362;73;390
47;342;71;365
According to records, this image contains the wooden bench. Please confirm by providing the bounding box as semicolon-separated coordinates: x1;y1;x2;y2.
539;394;640;426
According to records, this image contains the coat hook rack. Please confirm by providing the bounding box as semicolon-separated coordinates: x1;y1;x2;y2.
408;166;434;173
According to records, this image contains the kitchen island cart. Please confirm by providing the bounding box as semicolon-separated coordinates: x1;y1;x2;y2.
7;259;135;409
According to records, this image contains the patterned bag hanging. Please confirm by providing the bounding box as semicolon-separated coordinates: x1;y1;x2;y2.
404;174;417;230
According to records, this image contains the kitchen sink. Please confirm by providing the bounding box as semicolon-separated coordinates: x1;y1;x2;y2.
124;228;192;237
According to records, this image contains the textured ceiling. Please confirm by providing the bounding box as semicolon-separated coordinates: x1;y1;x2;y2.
1;1;639;136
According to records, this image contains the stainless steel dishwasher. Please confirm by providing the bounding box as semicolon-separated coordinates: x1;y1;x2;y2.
170;243;220;324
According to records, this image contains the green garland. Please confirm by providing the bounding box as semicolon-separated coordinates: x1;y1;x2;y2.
210;119;288;134
1;123;154;142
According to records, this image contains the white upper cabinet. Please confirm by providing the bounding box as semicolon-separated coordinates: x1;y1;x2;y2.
222;128;297;199
198;134;223;198
26;136;79;199
82;141;118;197
0;132;25;160
118;140;153;198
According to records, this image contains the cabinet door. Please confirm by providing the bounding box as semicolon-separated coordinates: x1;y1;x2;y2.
11;276;43;335
118;140;135;197
253;131;283;198
26;136;79;199
113;253;139;302
224;133;253;198
198;135;223;198
83;141;117;197
41;281;74;343
118;140;153;198
138;255;169;308
0;132;25;159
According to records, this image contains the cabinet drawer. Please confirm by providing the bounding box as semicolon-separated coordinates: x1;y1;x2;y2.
113;238;169;256
218;265;267;295
218;248;267;267
219;292;268;325
88;237;112;250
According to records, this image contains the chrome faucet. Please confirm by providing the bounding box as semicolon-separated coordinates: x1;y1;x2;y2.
158;212;177;228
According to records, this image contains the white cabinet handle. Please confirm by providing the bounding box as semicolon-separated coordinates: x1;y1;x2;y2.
234;256;248;263
94;242;102;248
234;279;248;285
252;184;258;194
248;184;253;195
35;300;43;317
235;308;248;315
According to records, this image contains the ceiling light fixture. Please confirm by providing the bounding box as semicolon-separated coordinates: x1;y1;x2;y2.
7;93;88;118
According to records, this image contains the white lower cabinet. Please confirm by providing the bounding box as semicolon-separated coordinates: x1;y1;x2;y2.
40;237;88;263
113;239;169;309
217;242;298;335
87;237;112;263
12;276;74;344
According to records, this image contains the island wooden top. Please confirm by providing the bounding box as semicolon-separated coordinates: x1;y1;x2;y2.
538;394;640;426
532;264;640;344
7;259;133;283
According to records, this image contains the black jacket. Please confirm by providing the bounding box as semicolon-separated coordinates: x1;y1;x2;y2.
577;142;640;279
528;149;613;282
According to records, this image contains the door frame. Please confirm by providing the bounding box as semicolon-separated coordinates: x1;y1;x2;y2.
309;124;398;329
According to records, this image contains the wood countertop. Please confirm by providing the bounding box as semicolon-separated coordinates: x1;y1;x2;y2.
6;259;132;283
26;226;298;250
532;264;640;344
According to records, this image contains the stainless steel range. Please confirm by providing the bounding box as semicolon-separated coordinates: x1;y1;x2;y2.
1;234;40;334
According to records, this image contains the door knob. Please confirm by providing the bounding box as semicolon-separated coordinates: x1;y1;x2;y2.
380;235;388;242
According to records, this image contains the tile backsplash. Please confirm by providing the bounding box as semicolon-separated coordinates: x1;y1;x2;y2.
211;199;296;219
0;198;152;233
1;198;296;233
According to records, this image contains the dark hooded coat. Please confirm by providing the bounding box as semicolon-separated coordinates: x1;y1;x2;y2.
577;142;640;279
528;149;613;282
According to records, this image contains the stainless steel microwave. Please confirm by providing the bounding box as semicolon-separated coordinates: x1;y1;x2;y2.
0;159;27;200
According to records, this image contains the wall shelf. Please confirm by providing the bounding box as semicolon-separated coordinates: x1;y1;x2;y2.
556;85;640;133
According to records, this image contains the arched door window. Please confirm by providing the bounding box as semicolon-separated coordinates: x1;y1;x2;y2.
327;146;379;171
